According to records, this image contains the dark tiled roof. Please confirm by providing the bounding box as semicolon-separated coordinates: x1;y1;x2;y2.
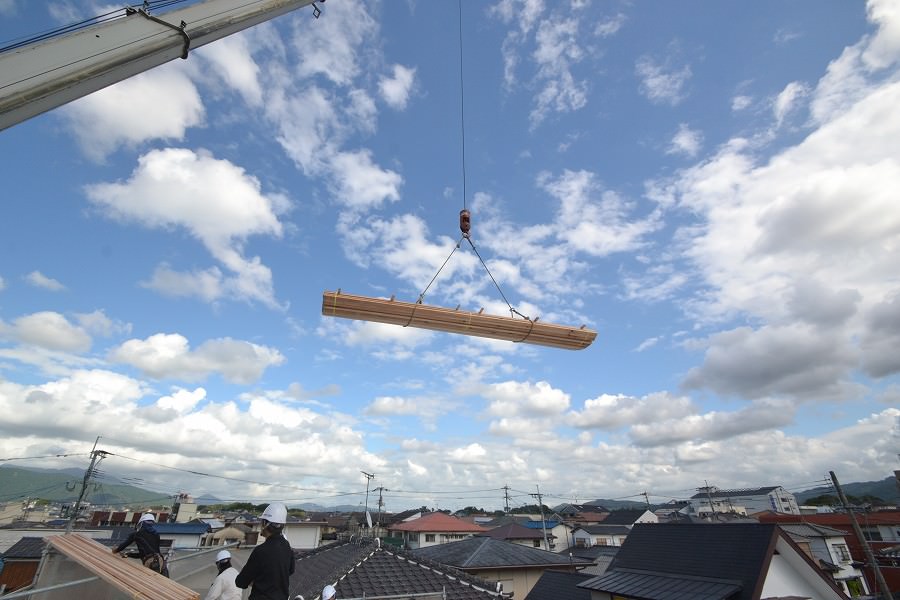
577;524;631;536
412;537;592;570
560;545;620;561
595;523;781;600
2;536;44;559
481;523;545;540
524;570;594;600
600;509;650;525
289;540;502;600
580;568;742;600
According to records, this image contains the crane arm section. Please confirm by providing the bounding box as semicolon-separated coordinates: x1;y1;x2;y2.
0;0;318;131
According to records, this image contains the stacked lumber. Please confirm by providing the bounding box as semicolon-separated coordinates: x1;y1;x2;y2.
45;534;199;600
322;290;597;350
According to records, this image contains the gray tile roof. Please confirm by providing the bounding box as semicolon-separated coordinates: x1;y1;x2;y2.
481;523;545;540
581;523;785;600
577;524;632;536
524;570;594;600
2;536;44;559
289;540;504;600
581;568;742;600
599;510;649;525
412;537;592;570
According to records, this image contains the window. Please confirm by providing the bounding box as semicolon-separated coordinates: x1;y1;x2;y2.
533;540;541;547
861;527;882;541
833;544;851;562
425;534;435;542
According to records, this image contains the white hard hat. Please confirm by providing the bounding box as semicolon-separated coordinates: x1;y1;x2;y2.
138;513;156;523
322;585;336;600
215;550;231;563
260;502;287;525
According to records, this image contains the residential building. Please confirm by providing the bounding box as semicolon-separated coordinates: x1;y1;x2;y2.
482;522;547;548
0;536;43;593
600;509;658;526
388;511;487;549
758;508;900;595
578;522;847;600
778;521;870;596
525;570;594;600
571;524;631;548
413;535;593;600
522;518;574;551
559;545;619;576
688;486;800;516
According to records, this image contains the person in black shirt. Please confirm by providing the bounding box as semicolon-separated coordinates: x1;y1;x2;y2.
113;512;169;577
236;502;295;599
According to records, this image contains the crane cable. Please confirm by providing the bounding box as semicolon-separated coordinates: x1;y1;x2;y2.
407;0;534;335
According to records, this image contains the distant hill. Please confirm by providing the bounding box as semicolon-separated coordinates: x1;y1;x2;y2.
795;476;898;504
0;465;171;507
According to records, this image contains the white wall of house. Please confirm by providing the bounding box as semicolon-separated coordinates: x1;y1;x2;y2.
825;536;870;595
571;529;627;548
282;523;322;550
393;530;477;549
163;532;204;549
760;538;844;599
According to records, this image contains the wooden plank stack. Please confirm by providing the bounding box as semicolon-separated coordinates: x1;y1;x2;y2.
322;290;597;350
45;534;200;600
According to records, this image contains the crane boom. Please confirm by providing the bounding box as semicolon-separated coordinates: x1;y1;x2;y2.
0;0;318;131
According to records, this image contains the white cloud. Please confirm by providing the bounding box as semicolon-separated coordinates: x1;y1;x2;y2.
732;95;753;111
329;149;403;211
667;123;703;157
0;311;91;353
365;396;420;416
379;64;416;110
157;387;206;414
109;333;285;384
25;271;65;291
197;33;263;106
62;64;204;160
75;310;131;338
529;16;589;127
635;55;692;105
773;81;809;127
568;392;695;431
594;13;626;37
484;380;570;416
292;0;378;85
85;148;288;308
448;442;487;463
634;337;659;352
141;265;224;303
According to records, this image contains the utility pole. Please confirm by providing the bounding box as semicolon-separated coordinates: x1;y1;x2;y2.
67;436;106;533
502;485;511;515
702;480;717;519
830;471;891;600
361;471;374;527
642;491;651;509
375;486;388;529
530;486;550;551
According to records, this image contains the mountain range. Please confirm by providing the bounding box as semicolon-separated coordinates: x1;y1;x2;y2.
1;464;896;512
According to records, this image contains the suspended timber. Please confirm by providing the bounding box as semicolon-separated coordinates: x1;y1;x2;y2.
322;290;597;350
44;534;199;600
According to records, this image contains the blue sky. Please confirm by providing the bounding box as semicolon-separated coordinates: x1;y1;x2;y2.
0;0;898;513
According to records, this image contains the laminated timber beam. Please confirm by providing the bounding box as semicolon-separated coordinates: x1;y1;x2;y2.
322;290;597;350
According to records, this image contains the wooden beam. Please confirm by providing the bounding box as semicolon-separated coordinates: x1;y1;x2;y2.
322;290;597;350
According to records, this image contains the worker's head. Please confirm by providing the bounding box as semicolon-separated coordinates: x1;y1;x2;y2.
137;513;156;529
215;549;232;572
322;584;337;600
259;502;287;537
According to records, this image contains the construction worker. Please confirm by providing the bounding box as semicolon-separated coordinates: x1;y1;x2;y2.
113;512;169;577
236;502;295;599
205;549;241;600
322;584;337;600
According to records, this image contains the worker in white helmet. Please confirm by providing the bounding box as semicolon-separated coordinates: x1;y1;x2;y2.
322;584;337;600
112;513;169;577
205;549;241;600
236;502;295;599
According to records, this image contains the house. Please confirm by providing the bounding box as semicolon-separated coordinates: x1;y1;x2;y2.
687;486;801;516
600;509;658;526
412;534;593;600
0;536;43;592
289;538;507;600
388;511;487;549
521;518;574;551
554;503;610;525
89;509;172;526
578;523;847;600
206;522;254;547
757;508;900;595
483;522;548;548
778;522;870;597
525;570;594;600
571;524;631;548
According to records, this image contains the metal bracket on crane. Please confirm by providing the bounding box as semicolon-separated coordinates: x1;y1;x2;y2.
127;7;192;59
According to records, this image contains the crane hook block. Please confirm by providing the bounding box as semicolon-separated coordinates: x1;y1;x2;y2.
459;209;471;237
